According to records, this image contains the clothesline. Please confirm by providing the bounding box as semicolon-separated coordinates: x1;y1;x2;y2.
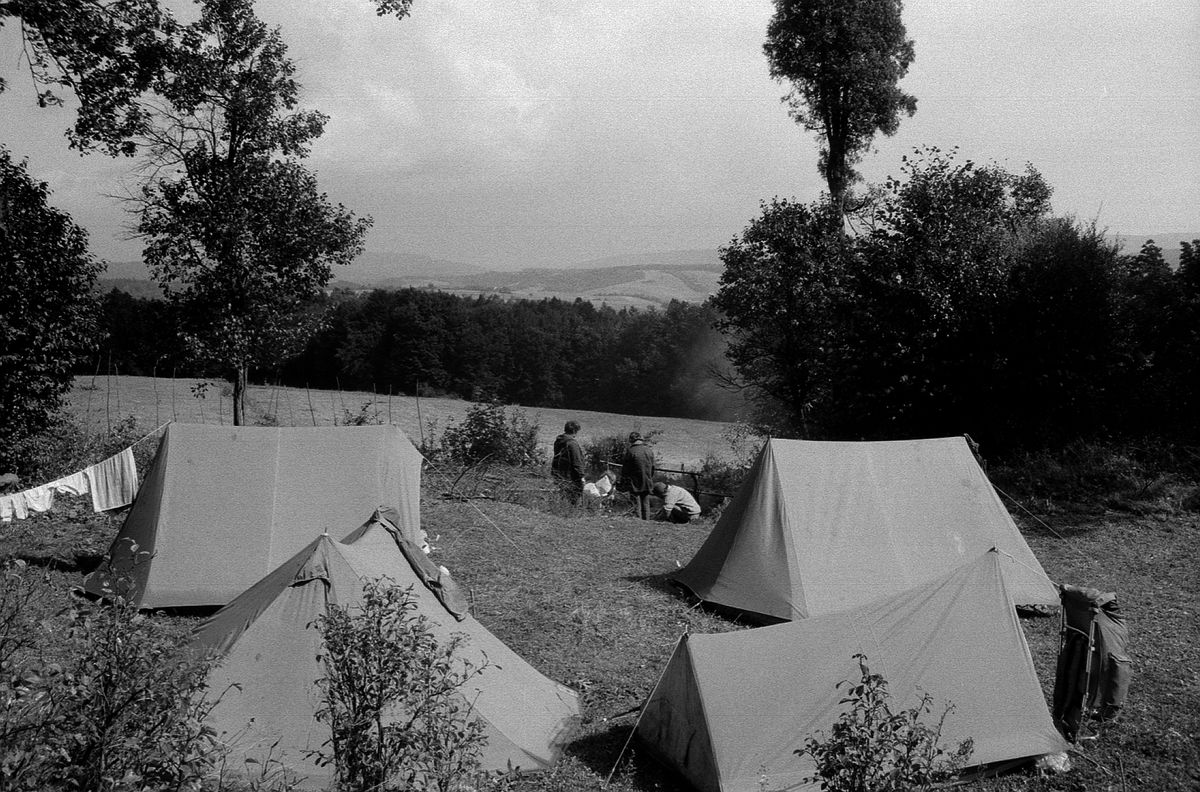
0;421;169;523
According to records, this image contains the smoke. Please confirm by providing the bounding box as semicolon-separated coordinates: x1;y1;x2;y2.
672;326;752;423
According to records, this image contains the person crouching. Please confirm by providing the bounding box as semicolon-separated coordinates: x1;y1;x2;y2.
652;481;701;524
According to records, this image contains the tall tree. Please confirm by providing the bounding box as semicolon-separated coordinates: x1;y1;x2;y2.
0;146;101;471
764;0;917;212
711;199;854;435
134;0;371;424
1;0;412;153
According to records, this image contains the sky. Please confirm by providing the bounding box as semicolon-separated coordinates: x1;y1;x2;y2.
1;0;1197;270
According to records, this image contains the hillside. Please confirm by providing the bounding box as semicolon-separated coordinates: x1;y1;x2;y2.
101;249;724;308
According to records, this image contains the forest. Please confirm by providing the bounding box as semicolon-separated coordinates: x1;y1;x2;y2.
84;289;744;422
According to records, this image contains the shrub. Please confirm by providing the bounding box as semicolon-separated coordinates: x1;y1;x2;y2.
1;566;220;792
3;414;148;483
0;559;54;787
312;579;488;792
796;653;973;792
990;439;1196;509
340;400;384;426
582;430;662;480
430;400;543;468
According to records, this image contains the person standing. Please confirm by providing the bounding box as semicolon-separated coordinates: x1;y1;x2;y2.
621;431;655;520
551;420;585;504
652;481;701;524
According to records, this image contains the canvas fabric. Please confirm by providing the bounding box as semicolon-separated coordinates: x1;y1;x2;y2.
84;423;423;608
192;517;580;788
674;437;1057;620
638;552;1069;792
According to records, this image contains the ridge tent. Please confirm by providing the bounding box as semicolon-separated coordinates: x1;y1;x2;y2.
192;508;581;787
637;551;1069;792
674;436;1056;621
84;422;423;608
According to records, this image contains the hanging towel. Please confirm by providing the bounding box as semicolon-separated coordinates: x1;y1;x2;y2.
51;471;90;497
23;486;54;513
0;493;29;522
85;448;139;512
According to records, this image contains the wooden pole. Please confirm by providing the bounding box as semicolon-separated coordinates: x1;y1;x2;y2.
415;380;424;447
105;350;112;433
284;384;296;425
306;384;317;426
153;362;160;428
85;354;100;436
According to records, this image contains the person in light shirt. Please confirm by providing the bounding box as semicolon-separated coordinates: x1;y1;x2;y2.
583;471;615;509
652;481;701;524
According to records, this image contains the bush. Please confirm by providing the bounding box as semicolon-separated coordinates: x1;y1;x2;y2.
796;654;973;792
693;423;764;498
340;401;384;426
1;564;220;792
312;579;488;792
3;414;148;483
427;400;544;468
582;430;662;481
990;439;1197;509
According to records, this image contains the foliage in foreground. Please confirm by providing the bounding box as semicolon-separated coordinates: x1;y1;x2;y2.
796;654;974;792
1;560;219;791
313;579;488;792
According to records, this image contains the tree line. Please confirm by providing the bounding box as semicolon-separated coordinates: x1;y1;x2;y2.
85;290;745;422
714;148;1200;452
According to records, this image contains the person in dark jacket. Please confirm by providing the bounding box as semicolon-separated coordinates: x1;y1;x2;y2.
621;431;655;519
551;420;585;504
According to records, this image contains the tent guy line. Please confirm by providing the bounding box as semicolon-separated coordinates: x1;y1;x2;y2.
416;448;523;552
991;481;1094;565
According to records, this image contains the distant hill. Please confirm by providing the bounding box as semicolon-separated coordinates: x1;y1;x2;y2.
95;248;730;306
96;278;161;299
327;248;724;308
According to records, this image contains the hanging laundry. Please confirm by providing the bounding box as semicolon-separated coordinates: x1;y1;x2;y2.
85;448;139;512
0;493;29;522
51;471;90;497
23;485;54;513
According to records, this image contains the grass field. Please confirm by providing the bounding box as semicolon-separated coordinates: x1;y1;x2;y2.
64;375;739;470
5;377;1198;791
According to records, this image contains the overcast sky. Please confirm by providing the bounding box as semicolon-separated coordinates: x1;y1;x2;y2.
1;0;1197;270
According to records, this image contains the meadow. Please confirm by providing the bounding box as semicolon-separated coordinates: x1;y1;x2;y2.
5;376;1198;791
64;375;739;470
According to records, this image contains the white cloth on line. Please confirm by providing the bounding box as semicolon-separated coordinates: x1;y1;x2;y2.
51;471;90;497
23;485;54;513
0;493;29;522
84;448;139;512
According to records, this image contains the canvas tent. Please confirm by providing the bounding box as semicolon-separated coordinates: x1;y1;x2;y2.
637;551;1069;792
192;508;581;787
84;422;423;608
674;437;1057;621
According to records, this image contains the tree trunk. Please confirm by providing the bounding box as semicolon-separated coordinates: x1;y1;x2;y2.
232;366;247;425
